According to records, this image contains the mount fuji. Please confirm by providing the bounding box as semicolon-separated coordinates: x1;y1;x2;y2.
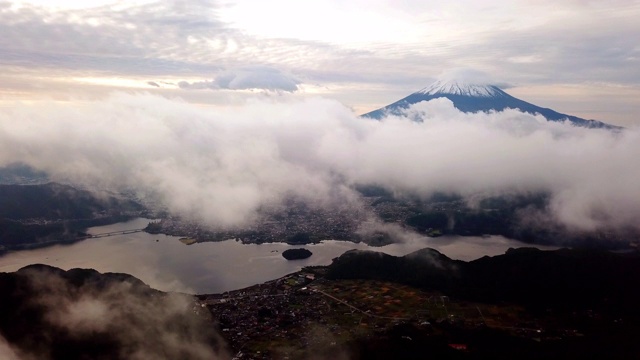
362;79;620;129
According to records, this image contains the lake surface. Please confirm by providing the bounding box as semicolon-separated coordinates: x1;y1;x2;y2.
0;218;557;294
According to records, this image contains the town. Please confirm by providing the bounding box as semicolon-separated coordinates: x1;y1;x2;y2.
145;192;464;246
198;266;598;359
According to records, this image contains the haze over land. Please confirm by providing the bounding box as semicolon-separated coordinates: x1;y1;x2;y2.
1;93;639;236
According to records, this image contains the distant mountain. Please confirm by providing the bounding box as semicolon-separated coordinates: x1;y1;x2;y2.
0;163;48;185
0;182;144;220
0;183;146;252
362;79;620;129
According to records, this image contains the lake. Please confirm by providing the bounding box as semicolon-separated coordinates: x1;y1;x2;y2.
0;218;557;294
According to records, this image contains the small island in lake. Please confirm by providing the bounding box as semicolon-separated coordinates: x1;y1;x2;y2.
282;248;312;260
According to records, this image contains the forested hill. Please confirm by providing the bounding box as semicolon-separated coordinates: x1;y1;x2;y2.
0;182;143;220
327;247;640;317
0;183;145;252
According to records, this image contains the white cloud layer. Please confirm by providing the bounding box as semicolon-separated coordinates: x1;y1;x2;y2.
0;94;638;233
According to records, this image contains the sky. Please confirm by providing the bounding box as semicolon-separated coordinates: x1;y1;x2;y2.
0;0;639;126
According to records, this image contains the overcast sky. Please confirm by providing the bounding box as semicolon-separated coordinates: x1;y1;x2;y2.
0;0;638;126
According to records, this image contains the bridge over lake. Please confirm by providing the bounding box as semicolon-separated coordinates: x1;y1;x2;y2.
82;228;145;239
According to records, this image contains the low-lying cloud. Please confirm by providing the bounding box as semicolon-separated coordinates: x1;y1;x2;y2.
0;335;22;360
0;266;229;360
0;93;638;233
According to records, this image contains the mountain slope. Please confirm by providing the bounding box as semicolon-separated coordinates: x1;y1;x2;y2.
326;247;640;313
0;182;144;220
362;79;620;129
0;183;146;252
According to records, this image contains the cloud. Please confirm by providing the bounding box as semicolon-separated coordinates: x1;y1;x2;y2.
0;1;638;124
0;0;227;75
0;0;343;84
179;66;301;92
0;93;638;235
3;265;230;360
0;335;24;360
436;68;494;85
216;66;300;92
435;68;513;89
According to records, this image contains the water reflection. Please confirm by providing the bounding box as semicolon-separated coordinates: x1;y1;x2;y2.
0;218;557;294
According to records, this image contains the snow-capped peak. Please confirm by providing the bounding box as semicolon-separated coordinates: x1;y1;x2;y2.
415;80;503;97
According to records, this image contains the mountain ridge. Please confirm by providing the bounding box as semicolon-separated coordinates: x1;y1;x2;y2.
327;246;640;313
362;80;620;130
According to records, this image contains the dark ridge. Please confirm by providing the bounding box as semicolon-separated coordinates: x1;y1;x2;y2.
327;247;640;317
0;182;144;220
0;265;224;360
0;182;146;251
15;263;154;294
